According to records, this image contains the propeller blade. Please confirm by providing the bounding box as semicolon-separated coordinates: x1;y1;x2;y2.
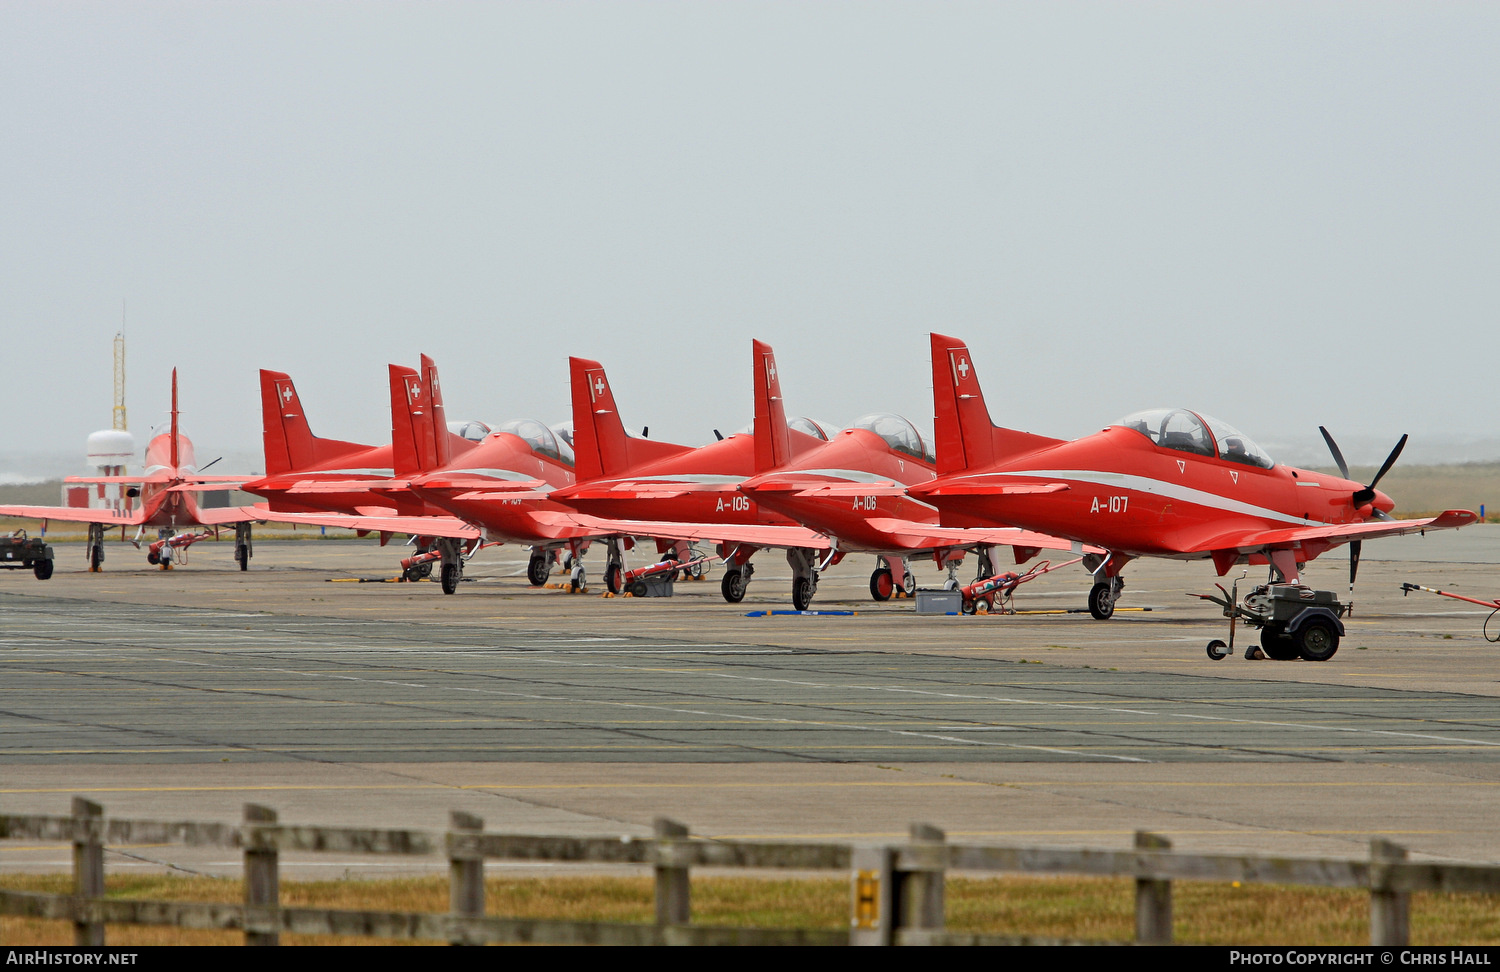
1318;426;1350;479
1368;434;1407;491
1349;539;1361;591
1353;434;1408;507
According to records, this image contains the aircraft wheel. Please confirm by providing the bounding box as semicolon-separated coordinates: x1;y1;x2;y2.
1087;582;1116;620
961;597;977;616
402;565;424;582
235;544;249;571
628;580;648;597
440;563;460;595
605;564;623;595
34;560;53;581
903;571;917;596
1296;619;1340;662
721;569;747;603
146;550;160;566
869;567;893;601
569;566;586;593
527;554;551;587
1206;640;1229;660
792;577;814;611
1260;626;1299;661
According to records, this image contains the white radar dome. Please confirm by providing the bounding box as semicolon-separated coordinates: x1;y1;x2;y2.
86;429;136;466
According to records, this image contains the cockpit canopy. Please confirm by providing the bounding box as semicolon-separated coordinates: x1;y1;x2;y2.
850;412;936;463
788;416;833;441
447;420;492;442
495;419;575;466
1114;408;1274;469
729;416;836;440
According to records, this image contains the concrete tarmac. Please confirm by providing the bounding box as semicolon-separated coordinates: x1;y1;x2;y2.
2;527;1499;876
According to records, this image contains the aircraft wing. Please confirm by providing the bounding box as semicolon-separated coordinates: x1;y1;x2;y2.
415;477;545;492
0;504;147;526
278;479;414;494
576;518;834;550
195;505;276;526
559;481;742;500
1194;510;1478;554
861;518;1103;555
224;505;481;539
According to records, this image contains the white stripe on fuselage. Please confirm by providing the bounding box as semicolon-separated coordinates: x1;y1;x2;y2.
442;468;542;481
299;467;395;477
771;468;939;512
604;474;749;485
975;469;1311;526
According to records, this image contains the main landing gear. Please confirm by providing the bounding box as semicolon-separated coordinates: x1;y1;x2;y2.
869;556;916;602
787;547;819;611
1081;552;1130;620
86;523;105;572
1088;577;1124;620
234;522;252;572
435;537;465;595
527;550;553;587
719;544;757;604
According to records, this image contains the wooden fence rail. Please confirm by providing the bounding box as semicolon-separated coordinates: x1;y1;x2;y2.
5;798;1499;945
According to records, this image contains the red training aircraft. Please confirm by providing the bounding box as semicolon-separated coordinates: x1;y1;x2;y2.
908;333;1477;634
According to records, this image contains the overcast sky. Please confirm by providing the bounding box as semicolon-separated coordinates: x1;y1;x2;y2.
3;2;1497;474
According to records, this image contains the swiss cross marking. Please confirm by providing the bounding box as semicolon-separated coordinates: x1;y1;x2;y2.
281;385;294;403
594;376;606;397
957;356;970;379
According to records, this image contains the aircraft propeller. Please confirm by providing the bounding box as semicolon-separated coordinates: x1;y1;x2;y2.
1318;427;1409;591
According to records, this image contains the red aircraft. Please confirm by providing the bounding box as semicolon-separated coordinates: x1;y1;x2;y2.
0;370;265;570
555;341;1088;610
550;343;834;602
391;357;615;593
732;343;1089;610
908;333;1477;635
243;363;485;519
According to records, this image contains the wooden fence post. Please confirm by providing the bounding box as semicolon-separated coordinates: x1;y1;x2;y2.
654;817;691;931
1134;830;1173;945
243;804;279;946
849;844;896;946
1370;838;1410;946
448;811;485;946
71;797;104;946
895;823;946;934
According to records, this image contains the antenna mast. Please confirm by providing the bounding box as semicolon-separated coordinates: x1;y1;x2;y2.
112;330;127;431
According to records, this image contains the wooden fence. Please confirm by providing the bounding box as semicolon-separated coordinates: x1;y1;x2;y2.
3;797;1498;945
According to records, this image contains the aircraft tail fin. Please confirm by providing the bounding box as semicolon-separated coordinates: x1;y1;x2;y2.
569;357;690;482
169;368;180;471
752;340;792;473
260;369;373;476
419;354;459;469
389;364;439;478
930;333;1063;474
